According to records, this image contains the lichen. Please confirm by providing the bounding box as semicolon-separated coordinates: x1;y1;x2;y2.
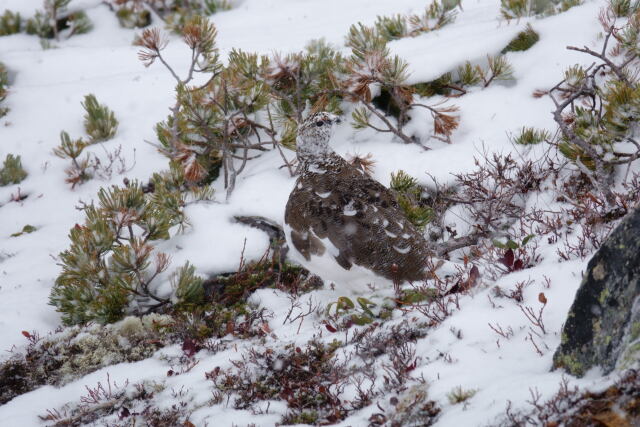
598;287;610;305
630;322;640;341
0;314;172;404
618;342;640;370
592;262;606;281
554;353;585;376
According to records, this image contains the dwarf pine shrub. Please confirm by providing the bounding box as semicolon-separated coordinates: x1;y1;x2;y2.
111;0;152;29
407;0;459;36
502;24;540;53
0;154;27;186
53;131;91;187
548;2;640;206
413;54;515;98
138;16;345;196
49;178;204;325
345;24;459;144
0;61;8;117
390;170;434;230
500;0;583;20
465;55;515;87
138;12;461;194
0;10;21;36
113;0;233;32
164;1;232;34
265;39;345;132
26;0;92;41
512;127;550;145
364;0;459;43
82;94;119;142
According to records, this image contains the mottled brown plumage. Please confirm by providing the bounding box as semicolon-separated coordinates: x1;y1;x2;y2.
284;112;431;285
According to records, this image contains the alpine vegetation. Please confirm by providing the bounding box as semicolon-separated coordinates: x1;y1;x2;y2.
82;94;119;143
25;0;93;41
0;154;27;186
109;0;234;32
0;61;9;117
49;178;203;325
53;95;121;187
3;0;640;426
549;2;640;210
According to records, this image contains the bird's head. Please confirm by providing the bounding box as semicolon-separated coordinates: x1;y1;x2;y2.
296;111;341;160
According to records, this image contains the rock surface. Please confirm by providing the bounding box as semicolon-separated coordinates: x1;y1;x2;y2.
553;207;640;377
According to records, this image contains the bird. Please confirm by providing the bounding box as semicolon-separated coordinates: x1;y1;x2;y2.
283;111;433;289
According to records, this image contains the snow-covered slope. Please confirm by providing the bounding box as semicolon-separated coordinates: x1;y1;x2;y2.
0;0;624;425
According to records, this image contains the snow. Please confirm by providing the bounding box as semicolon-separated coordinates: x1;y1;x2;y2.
0;0;627;425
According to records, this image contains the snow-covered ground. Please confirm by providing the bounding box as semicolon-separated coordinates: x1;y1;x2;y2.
0;0;623;425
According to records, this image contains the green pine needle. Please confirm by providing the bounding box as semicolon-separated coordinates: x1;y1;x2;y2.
82;94;118;143
0;153;27;186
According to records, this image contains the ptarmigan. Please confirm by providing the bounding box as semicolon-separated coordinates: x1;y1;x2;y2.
284;112;432;288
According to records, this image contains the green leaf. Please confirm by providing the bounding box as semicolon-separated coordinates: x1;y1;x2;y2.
337;296;355;311
506;240;519;250
10;224;37;237
522;234;535;246
351;314;374;325
356;297;376;317
492;239;507;249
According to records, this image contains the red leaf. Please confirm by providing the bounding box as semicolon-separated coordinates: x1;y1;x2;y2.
513;259;524;271
261;322;271;334
468;265;480;287
225;320;235;336
181;338;198;358
325;323;337;333
538;292;547;304
500;249;515;268
21;331;31;339
119;407;131;419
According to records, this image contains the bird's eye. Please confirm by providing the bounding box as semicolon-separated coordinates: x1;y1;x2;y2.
316;120;324;127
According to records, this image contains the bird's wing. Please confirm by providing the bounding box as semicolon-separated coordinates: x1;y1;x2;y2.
285;154;429;282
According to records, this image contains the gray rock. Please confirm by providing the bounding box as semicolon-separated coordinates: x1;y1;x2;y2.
553;206;640;377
